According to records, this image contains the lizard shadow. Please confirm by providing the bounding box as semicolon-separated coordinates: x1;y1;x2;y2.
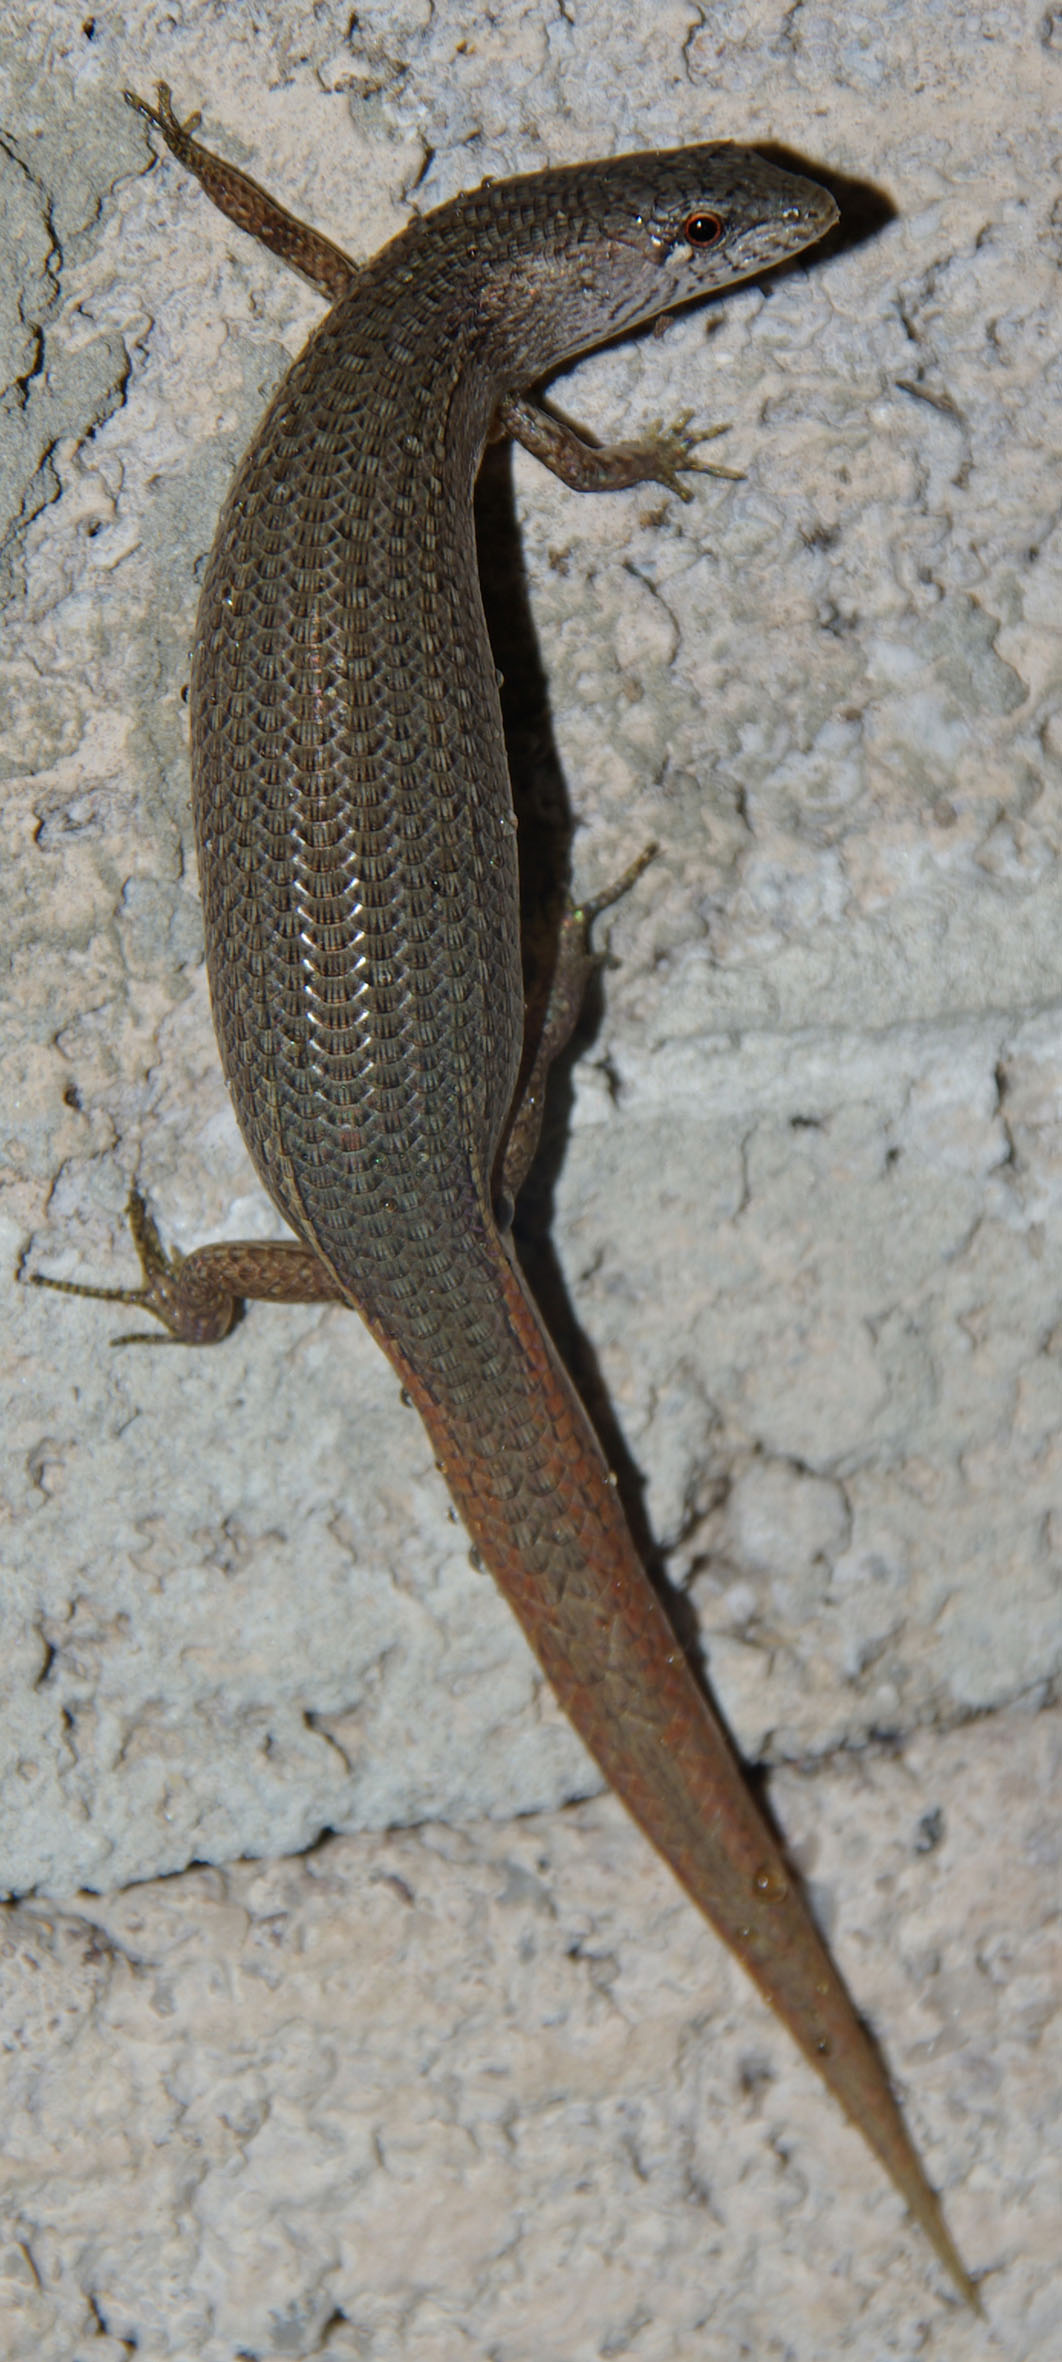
475;438;664;1575
477;429;734;1698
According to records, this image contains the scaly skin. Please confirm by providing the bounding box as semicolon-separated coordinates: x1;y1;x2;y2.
37;88;979;2307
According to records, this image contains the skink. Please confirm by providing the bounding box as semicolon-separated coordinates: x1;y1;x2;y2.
41;85;977;2307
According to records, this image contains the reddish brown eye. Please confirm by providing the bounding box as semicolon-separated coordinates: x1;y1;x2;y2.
683;211;724;248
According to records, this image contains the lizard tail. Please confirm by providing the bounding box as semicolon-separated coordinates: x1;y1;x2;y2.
394;1230;980;2311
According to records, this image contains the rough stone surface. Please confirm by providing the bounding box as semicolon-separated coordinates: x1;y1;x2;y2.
1;0;1059;2350
1;1705;1058;2359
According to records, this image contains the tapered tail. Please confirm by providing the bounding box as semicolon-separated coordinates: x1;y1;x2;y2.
393;1230;979;2309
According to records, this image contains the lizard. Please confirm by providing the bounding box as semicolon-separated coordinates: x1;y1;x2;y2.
33;83;979;2308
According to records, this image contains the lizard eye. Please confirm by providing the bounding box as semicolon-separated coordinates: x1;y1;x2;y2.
683;210;725;248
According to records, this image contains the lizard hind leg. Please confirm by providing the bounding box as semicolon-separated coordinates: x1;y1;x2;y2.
25;1184;346;1346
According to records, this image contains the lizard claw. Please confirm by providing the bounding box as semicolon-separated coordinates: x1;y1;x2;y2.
124;82;202;149
24;1186;193;1346
631;411;743;500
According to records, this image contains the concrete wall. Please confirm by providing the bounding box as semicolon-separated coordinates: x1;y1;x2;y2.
2;1;1058;2352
